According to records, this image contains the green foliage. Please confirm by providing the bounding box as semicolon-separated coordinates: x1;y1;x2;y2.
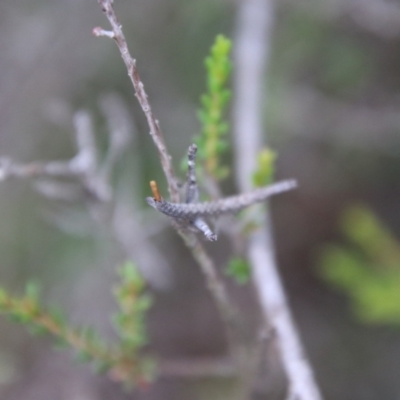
113;261;153;352
0;261;155;388
225;257;251;285
195;34;232;180
318;204;400;324
252;148;277;188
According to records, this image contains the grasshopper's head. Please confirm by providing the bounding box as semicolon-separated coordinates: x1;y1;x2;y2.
146;197;159;209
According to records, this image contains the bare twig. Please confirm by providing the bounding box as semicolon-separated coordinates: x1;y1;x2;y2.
178;231;241;338
94;0;179;202
0;158;74;180
233;1;323;399
0;96;174;289
72;111;112;202
0;111;109;203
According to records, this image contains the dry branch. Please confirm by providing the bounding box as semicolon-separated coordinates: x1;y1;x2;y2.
94;1;179;202
233;0;323;399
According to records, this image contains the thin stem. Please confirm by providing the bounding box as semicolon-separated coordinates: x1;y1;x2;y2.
180;231;241;335
169;222;243;349
95;0;179;202
233;0;323;399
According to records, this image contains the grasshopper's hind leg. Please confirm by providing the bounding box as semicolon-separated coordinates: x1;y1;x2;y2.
192;217;217;241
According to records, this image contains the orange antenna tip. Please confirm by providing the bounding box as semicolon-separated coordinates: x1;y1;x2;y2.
150;180;161;202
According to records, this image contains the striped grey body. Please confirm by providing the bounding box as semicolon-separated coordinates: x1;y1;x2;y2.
146;143;297;241
148;179;297;219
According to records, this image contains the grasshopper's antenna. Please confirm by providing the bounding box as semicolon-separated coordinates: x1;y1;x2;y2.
150;180;161;202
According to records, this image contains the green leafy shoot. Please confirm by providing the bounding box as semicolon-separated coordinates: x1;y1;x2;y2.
225;257;251;285
252;148;277;188
113;261;152;350
0;283;111;369
318;204;400;325
0;262;155;389
112;261;155;387
340;206;400;264
195;34;232;180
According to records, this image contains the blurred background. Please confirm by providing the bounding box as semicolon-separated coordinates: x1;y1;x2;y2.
0;0;400;399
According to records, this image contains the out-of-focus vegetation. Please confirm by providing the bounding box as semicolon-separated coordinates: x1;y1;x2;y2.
252;148;277;188
0;261;154;388
319;205;400;325
225;257;251;285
